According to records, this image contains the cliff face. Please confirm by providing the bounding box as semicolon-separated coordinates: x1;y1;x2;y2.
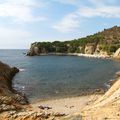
0;61;19;94
63;73;120;120
27;26;120;57
84;43;96;54
113;48;120;60
80;73;120;120
0;62;48;120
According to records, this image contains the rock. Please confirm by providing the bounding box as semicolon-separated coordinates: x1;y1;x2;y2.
108;79;117;86
27;43;40;56
113;48;120;60
38;105;52;110
53;112;66;117
85;44;96;54
115;71;120;78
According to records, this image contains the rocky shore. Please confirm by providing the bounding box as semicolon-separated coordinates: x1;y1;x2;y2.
27;51;111;59
0;61;63;120
64;71;120;120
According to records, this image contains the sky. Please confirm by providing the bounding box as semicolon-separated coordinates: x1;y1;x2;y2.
0;0;120;49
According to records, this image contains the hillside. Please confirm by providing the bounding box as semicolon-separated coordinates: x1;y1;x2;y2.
27;26;120;57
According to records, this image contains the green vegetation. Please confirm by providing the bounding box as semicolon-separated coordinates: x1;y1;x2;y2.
32;26;120;55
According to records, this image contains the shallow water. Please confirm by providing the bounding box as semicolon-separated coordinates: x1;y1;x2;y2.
0;49;120;101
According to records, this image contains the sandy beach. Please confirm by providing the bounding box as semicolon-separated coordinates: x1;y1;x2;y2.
31;95;101;115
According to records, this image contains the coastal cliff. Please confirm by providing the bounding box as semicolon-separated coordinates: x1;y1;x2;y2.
80;72;120;120
27;26;120;59
0;61;58;120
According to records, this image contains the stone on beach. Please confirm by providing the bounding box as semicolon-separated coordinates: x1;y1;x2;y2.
38;105;52;110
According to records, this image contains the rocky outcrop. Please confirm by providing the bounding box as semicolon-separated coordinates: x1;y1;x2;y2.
80;72;120;120
0;61;67;120
27;44;40;56
0;61;19;94
84;44;96;54
0;61;31;119
113;48;120;60
62;72;120;120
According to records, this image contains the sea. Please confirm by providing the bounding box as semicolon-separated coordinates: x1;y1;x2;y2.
0;49;120;102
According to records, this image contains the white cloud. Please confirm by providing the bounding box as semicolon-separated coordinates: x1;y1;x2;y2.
0;27;32;49
89;0;119;6
53;13;80;32
53;0;120;32
0;27;30;40
52;0;77;5
78;6;120;18
0;0;46;22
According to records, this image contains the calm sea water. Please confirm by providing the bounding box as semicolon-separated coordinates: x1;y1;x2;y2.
0;49;120;101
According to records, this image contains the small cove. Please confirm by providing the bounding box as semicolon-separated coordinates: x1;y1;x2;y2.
0;49;120;102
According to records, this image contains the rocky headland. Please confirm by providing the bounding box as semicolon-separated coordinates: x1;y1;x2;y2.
27;26;120;60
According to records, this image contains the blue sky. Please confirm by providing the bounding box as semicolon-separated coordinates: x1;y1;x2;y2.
0;0;120;49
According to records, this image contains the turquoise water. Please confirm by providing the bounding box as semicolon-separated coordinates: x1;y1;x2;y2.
0;49;120;101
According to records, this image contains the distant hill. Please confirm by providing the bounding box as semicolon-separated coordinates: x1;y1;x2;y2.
27;26;120;57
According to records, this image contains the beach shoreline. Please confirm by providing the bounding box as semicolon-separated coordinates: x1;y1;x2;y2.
31;94;101;115
27;52;111;59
